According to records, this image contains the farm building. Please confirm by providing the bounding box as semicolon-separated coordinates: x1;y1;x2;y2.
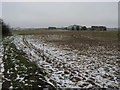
81;26;87;30
67;25;82;30
91;26;107;31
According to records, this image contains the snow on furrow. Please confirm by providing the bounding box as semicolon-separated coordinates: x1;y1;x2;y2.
13;35;119;88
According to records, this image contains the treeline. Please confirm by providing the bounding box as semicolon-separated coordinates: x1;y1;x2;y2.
47;25;107;31
0;19;11;37
67;25;107;31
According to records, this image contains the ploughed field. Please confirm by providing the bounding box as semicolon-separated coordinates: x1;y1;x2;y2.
1;30;119;89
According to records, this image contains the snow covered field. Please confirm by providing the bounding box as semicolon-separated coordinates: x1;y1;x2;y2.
13;35;119;89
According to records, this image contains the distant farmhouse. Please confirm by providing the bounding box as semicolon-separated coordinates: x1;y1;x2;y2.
67;25;87;30
67;25;82;30
67;25;106;31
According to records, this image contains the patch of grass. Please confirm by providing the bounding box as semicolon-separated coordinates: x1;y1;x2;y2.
11;30;68;35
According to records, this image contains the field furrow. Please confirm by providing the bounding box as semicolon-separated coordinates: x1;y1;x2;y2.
12;35;119;89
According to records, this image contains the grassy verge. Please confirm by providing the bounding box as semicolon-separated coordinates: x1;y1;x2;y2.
2;37;55;90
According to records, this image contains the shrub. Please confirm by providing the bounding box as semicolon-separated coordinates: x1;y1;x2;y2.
0;19;11;37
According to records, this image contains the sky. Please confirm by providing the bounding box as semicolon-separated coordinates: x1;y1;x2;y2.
1;2;118;28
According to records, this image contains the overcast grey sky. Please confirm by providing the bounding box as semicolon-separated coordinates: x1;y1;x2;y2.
2;2;118;28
